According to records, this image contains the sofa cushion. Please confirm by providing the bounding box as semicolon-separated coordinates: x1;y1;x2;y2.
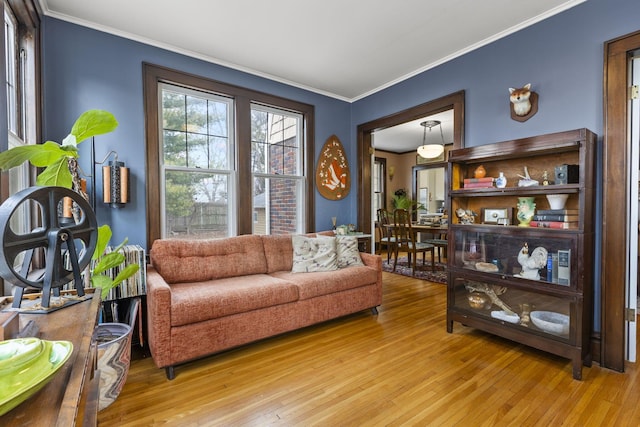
270;264;378;300
169;274;299;326
291;235;338;273
150;235;268;284
261;234;295;273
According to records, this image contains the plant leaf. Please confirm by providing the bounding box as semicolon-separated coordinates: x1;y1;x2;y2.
35;157;73;188
93;252;125;275
93;225;113;261
71;109;118;143
111;264;140;287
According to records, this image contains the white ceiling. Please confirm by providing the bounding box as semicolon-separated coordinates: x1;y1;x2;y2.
40;0;585;103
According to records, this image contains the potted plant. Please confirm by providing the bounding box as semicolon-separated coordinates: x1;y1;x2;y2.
0;109;139;299
391;188;424;212
0;109;140;410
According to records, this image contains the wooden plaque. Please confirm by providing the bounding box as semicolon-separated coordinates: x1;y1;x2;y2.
316;135;350;200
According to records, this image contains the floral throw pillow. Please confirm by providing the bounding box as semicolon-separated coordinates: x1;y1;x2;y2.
335;236;364;268
291;235;338;273
317;235;364;268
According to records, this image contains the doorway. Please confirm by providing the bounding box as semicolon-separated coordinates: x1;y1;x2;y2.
603;30;640;371
356;91;465;236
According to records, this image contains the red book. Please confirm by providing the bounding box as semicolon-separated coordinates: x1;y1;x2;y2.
463;177;495;184
464;182;494;189
529;220;578;229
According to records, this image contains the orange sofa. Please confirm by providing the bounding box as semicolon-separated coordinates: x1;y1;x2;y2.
146;234;382;379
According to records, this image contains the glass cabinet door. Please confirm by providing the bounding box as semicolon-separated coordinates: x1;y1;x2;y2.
451;228;579;288
451;276;575;343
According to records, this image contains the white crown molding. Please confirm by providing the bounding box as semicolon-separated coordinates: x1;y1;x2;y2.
39;0;587;103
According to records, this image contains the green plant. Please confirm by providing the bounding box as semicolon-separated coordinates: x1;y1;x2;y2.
392;188;424;212
0;109;139;299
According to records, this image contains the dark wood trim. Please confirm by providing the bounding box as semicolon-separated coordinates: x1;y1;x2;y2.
142;63;315;249
374;157;387;210
357;91;465;234
602;30;640;371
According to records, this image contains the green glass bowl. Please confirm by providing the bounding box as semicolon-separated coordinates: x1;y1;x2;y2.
0;338;73;416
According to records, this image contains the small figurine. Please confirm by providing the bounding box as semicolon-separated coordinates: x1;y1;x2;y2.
542;170;549;186
515;244;548;280
517;166;539;187
455;208;477;224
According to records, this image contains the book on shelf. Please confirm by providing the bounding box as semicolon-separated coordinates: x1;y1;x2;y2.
463;181;494;189
535;209;579;215
463;177;494;184
529;220;578;229
532;214;579;222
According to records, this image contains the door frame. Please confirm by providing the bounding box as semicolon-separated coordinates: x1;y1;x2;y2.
602;29;640;371
357;91;465;235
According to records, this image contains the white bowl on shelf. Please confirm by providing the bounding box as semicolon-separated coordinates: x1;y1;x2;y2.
546;194;569;210
530;311;570;336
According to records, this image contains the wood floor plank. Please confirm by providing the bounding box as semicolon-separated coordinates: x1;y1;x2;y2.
98;271;640;426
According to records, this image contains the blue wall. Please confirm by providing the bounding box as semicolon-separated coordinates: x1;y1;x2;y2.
43;0;640;328
349;0;640;330
42;18;352;245
352;0;640;142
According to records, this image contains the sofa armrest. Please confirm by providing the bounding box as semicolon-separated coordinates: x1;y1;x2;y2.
146;266;173;368
359;252;383;304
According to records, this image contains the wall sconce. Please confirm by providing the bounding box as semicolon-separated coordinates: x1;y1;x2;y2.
102;159;130;208
388;166;395;181
92;137;130;209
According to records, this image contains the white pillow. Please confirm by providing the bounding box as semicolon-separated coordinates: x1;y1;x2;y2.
317;235;364;268
291;235;338;273
335;236;364;268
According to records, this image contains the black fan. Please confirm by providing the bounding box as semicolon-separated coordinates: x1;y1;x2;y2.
0;186;98;309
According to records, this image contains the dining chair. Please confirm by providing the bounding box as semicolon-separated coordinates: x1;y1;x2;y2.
392;209;435;275
422;230;448;263
376;208;395;262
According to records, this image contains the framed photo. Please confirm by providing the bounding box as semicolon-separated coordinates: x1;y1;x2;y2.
482;207;512;225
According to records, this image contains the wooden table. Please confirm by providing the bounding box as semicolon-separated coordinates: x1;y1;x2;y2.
1;296;101;426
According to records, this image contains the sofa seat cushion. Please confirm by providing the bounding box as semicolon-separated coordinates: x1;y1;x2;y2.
170;274;299;326
270;265;378;300
150;235;268;284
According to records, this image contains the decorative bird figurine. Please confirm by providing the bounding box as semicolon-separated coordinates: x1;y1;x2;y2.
515;243;548;280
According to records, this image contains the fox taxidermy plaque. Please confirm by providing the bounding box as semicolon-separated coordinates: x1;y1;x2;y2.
509;83;538;122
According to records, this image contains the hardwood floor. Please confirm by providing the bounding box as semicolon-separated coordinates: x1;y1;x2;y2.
98;272;640;426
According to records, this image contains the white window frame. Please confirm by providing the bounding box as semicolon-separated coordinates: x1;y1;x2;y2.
250;103;306;235
157;83;237;238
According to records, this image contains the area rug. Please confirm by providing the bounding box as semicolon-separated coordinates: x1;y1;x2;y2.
381;256;447;284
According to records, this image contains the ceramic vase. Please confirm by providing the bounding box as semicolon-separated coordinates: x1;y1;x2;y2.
474;165;486;179
516;197;536;227
495;172;507;188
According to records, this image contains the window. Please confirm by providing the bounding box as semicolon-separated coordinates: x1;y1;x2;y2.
159;84;234;238
1;0;41;296
144;64;315;247
251;105;304;235
373;157;386;214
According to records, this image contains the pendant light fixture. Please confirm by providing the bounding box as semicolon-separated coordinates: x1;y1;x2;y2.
416;120;445;159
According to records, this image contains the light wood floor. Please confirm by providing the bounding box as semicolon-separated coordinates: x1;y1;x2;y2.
98;272;640;426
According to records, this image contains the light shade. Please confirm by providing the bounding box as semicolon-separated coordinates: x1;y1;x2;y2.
416;119;445;159
102;161;129;208
417;144;444;158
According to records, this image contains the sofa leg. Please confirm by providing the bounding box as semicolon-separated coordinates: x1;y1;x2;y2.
370;306;379;315
166;366;176;380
